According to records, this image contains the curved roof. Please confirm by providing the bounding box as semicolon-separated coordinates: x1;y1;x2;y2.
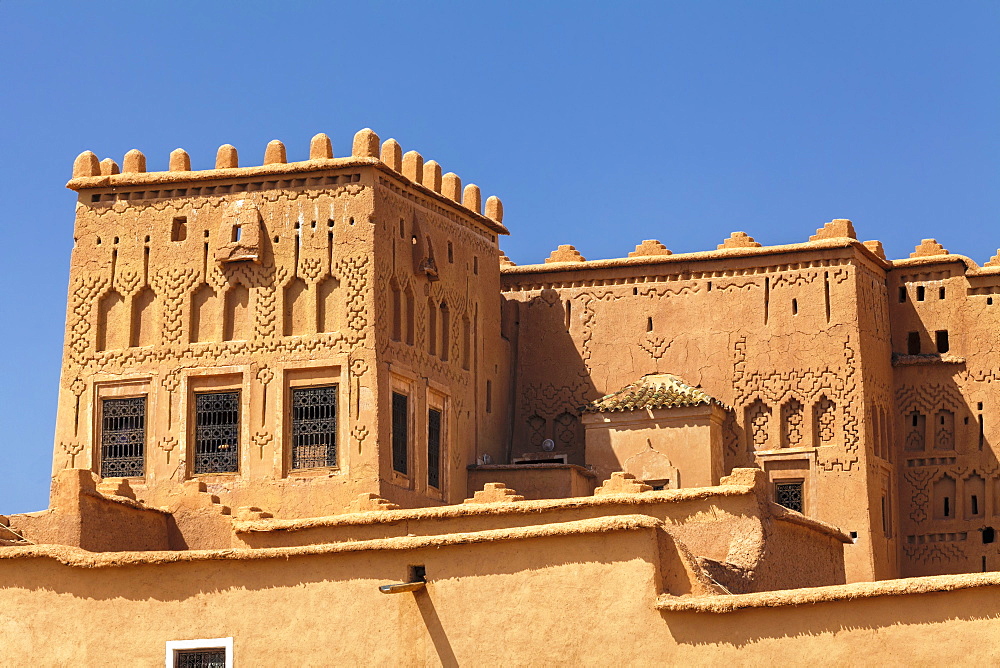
583;374;725;413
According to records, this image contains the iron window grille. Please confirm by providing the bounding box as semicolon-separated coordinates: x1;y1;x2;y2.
100;396;146;478
775;482;804;513
194;391;240;474
291;385;338;469
392;392;409;475
175;649;226;668
427;408;442;489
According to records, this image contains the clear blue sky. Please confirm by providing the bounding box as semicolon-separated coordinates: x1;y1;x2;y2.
0;2;997;512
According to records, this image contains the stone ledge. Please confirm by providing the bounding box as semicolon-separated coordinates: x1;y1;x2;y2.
891;353;966;366
234;482;760;534
501;237;889;278
0;515;660;568
656;571;1000;613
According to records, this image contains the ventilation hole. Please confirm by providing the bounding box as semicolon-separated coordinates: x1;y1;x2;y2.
204;230;210;238
939;287;946;299
171;216;187;242
917;286;925;301
989;297;994;305
984;527;995;544
350;218;355;225
113;237;119;244
647;316;653;332
311;220;317;229
328;219;334;228
792;299;798;315
144;235;150;243
273;236;280;243
96;237;102;245
936;330;949;354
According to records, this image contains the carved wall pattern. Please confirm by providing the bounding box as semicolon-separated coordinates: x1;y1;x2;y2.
856;263;890;340
904;468;933;523
722;410;752;466
113;267;144;298
902;541;967;564
149;268;199;345
770;267;850;289
85;181;365;219
782;399;804;448
639;335;671;360
67;187;372;376
815;398;836;444
503;258;855;294
895;383;965;418
732;334;861;471
519;381;589;452
336;255;371;345
520;381;589;419
747;400;770;449
66;274;109;369
376;178;497;253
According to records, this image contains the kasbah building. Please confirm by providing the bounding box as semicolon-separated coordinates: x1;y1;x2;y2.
2;126;999;666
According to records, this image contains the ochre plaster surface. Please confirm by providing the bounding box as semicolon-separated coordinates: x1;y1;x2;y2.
6;128;1000;662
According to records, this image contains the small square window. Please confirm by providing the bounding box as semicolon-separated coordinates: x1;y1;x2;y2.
166;637;232;668
775;481;804;513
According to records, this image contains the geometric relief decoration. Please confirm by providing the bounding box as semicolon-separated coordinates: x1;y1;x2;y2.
733;333;862;471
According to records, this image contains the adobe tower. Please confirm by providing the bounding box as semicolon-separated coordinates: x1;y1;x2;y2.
56;129;509;518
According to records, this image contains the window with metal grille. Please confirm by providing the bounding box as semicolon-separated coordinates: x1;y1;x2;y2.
194;391;240;474
291;385;337;469
100;397;146;478
392;392;409;475
775;482;804;513
175;649;226;668
428;408;442;489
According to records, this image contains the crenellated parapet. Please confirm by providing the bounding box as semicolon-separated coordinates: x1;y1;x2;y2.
68;128;508;235
504;219;892;274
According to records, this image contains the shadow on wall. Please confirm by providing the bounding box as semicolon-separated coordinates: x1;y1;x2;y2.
506;289;599;465
894;291;1000;577
413;589;459;668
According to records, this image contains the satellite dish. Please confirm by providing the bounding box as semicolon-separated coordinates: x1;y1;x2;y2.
541;439;555;452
